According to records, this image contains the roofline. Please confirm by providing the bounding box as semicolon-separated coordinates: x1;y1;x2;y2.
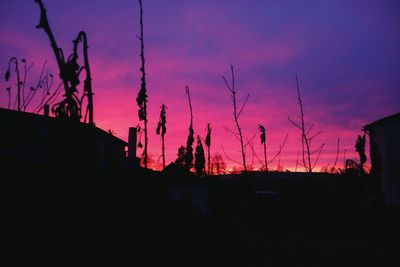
0;107;128;146
363;112;400;131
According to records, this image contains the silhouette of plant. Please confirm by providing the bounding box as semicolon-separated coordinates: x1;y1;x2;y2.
136;0;149;168
211;152;228;175
4;57;55;113
223;65;250;172
35;0;94;124
184;86;194;170
205;123;211;175
332;138;340;171
5;87;11;109
258;124;268;171
345;159;360;175
355;133;367;173
175;146;186;167
289;75;325;172
249;133;288;171
277;143;283;172
24;61;47;112
33;73;61;115
4;57;22;111
156;104;167;169
195;136;205;176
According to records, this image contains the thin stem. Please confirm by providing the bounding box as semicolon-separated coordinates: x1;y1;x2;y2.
267;133;289;165
139;0;148;168
224;65;247;172
264;140;267;172
332;138;340;169
162;132;165;169
296;74;311;172
185;86;195;170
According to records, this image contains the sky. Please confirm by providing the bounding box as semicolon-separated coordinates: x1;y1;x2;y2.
1;0;399;172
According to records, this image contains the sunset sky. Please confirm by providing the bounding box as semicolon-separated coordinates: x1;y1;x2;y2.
1;0;399;171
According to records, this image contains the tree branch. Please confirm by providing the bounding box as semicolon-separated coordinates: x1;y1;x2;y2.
237;93;250;118
312;143;325;170
222;125;239;136
222;76;232;92
248;141;264;168
244;134;257;148
332;138;340;169
221;145;242;165
268;133;289;165
288;115;302;130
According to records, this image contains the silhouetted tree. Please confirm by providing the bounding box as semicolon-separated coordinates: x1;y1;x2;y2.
211;153;227;175
289;75;325;172
175;146;186;167
258;124;268;171
184;86;194;170
195;136;206;176
205;123;211;175
136;0;149;168
223;65;249;172
156;104;167;169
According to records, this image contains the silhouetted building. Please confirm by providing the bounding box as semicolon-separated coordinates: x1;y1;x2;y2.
364;112;400;205
2;108;145;261
0;108;138;171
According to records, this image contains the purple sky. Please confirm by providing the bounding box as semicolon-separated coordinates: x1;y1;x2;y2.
1;0;399;171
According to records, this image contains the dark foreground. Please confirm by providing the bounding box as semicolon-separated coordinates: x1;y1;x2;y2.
3;165;400;266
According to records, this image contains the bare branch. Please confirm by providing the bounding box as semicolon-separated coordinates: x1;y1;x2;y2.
222;125;239;136
222;126;240;142
46;84;63;106
24;60;48;111
222;76;232;92
309;130;322;141
268;133;289;165
26;62;34;73
230;65;235;92
288;115;302;130
248;141;264;167
289;74;325;172
244;134;257;148
34;82;62;113
305;124;314;136
237;93;250;118
224;65;247;171
249;141;255;170
295;161;306;168
310;143;325;154
332;138;340;169
312;143;326;170
221;145;242;165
